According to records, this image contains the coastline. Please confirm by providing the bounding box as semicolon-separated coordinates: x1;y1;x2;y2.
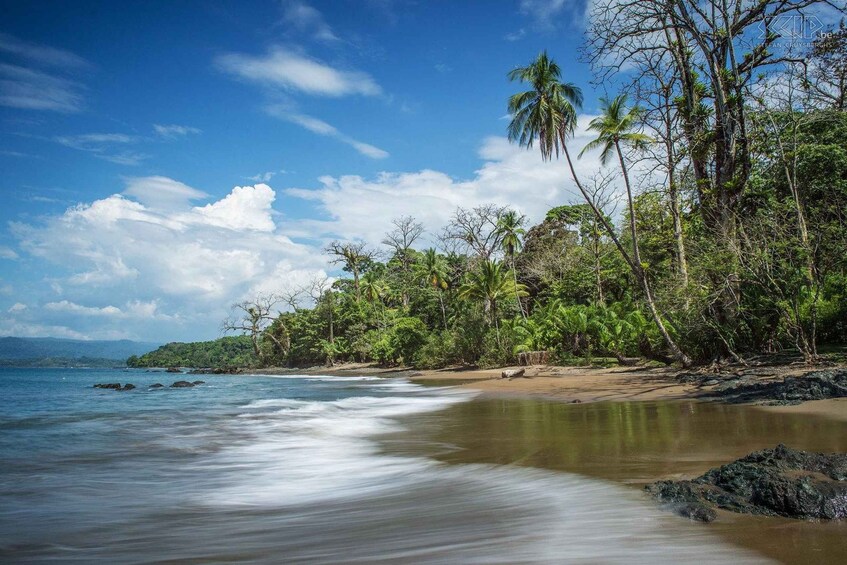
251;361;847;422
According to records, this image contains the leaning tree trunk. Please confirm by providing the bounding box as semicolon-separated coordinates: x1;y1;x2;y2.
561;137;691;367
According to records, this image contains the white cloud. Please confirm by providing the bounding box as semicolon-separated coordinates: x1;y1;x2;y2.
10;182;328;341
282;1;340;42
123;176;208;210
0;32;90;69
216;46;381;97
44;299;173;320
7;302;26;313
248;171;284;182
153;124;201;138
284;115;614;244
0;63;84;112
0;246;18;259
266;107;389;159
189;184;276;232
53;132;149;165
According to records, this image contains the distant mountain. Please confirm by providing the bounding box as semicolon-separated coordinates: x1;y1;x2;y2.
0;337;161;363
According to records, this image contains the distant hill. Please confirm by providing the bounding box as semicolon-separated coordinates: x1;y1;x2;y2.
0;337;161;364
127;336;257;368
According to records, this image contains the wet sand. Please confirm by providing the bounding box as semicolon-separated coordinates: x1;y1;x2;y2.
383;397;847;564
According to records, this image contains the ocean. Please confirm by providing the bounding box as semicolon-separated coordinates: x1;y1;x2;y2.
0;368;768;563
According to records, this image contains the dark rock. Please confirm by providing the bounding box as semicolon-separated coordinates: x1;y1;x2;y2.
166;367;181;373
191;380;205;385
149;383;164;389
170;380;195;388
708;369;847;405
94;383;122;389
122;383;135;391
646;444;847;521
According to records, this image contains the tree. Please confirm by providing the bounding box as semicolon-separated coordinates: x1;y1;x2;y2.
495;210;528;318
324;241;374;302
507;53;692;366
458;259;528;346
415;248;450;329
221;294;289;366
440;204;508;260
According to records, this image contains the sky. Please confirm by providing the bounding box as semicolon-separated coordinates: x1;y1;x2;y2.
0;0;620;343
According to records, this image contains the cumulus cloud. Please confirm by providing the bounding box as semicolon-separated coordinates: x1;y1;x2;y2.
216;46;381;97
0;246;18;259
284;115;616;243
266;107;389;159
10;181;328;341
7;302;26;313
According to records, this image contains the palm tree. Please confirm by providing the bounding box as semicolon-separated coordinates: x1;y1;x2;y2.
579;93;691;367
495;210;527;319
507;53;691;367
579;94;652;273
458;259;528;346
415;248;449;329
360;271;388;327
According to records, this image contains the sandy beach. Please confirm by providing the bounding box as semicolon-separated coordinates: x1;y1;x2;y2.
253;361;847;423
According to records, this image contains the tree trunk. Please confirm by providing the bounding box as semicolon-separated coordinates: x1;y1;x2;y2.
511;255;527;319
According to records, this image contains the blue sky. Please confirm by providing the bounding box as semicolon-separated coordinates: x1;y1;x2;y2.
1;0;609;342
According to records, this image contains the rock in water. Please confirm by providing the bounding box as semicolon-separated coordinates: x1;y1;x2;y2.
122;384;135;391
708;369;847;405
646;444;847;521
501;369;526;379
149;383;164;389
170;380;195;388
191;380;205;385
166;367;181;373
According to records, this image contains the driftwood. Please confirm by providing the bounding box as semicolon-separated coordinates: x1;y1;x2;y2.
501;368;526;379
518;351;549;366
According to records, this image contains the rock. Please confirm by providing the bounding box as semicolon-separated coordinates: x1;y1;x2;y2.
170;380;195;388
191;380;205;385
708;369;847;405
166;367;181;373
94;383;135;391
646;444;847;521
501;368;526;379
149;383;164;389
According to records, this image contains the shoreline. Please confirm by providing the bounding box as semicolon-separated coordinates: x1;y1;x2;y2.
249;361;847;422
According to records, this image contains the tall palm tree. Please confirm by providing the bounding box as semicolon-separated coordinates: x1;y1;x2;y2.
495;210;527;319
458;260;528;346
578;93;691;367
415;248;449;329
507;53;691;367
579;94;652;274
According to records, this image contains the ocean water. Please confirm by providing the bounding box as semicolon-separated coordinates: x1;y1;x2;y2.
0;368;768;563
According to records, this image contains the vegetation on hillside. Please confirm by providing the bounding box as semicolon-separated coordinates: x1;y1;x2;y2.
127;336;257;368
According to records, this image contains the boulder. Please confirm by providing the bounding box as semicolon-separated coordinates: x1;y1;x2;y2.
149;383;164;389
192;380;205;385
501;368;526;379
122;384;135;391
646;444;847;521
166;367;182;373
94;383;122;390
170;380;195;388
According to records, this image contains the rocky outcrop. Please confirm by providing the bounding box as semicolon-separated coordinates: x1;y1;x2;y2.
170;380;195;388
166;367;182;373
149;383;164;389
93;383;135;391
704;369;847;405
646;444;847;522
